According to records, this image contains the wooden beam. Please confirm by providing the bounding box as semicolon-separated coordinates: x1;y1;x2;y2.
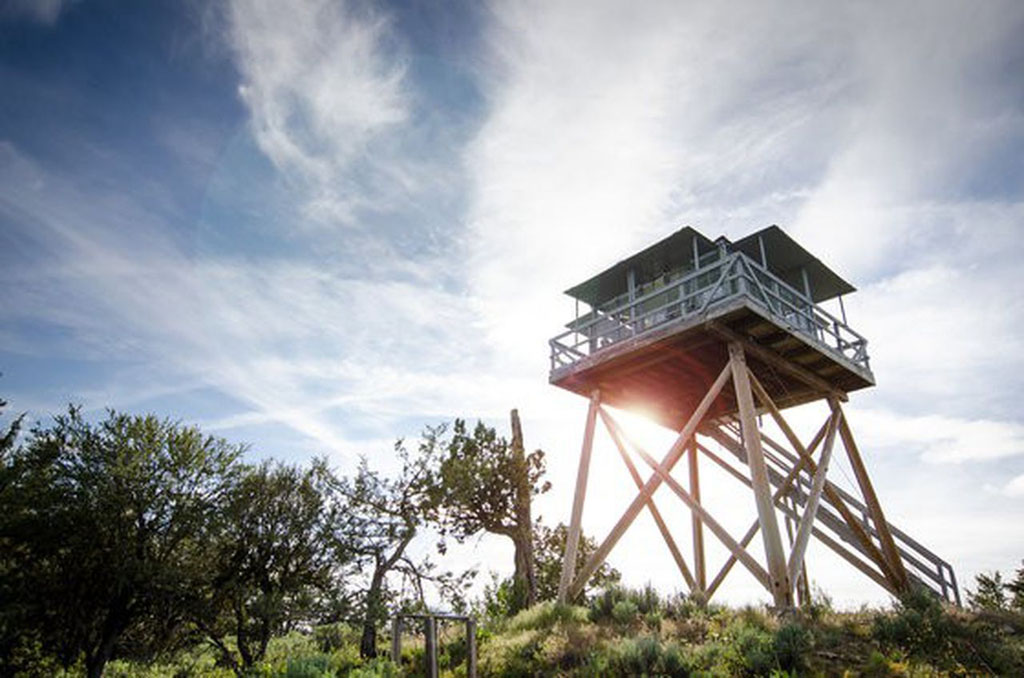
730;342;791;607
689;437;706;593
567;362;733;599
599;407;697;591
707;321;847;402
837;410;910;589
625;437;772;590
787;403;841;585
702;418;829;600
745;374;901;586
557;391;601;602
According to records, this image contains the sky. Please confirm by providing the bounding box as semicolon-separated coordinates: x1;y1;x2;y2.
2;0;1024;608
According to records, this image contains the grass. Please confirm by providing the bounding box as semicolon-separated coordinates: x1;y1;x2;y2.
44;587;1024;678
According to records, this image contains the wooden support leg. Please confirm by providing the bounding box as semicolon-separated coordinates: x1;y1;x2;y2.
745;373;902;587
729;343;792;607
787;403;841;586
567;362;732;599
600;407;697;591
702;419;829;600
837;410;910;590
558;391;601;603
689;437;707;595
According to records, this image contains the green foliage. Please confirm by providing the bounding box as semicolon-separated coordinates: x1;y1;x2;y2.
194;461;334;674
968;571;1008;611
505;601;589;633
773;622;812;674
533;522;620;602
0;407;243;678
425;414;547;612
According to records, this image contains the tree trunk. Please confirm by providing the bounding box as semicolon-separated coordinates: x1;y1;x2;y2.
360;564;387;658
510;409;537;609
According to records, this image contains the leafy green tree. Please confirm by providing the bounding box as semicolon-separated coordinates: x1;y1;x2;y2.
1007;561;1024;614
328;441;459;659
427;410;549;611
0;407;242;678
192;461;333;676
968;571;1008;611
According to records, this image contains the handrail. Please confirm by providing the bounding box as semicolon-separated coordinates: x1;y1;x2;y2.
550;251;871;374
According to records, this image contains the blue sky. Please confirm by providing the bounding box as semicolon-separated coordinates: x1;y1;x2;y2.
2;0;1024;606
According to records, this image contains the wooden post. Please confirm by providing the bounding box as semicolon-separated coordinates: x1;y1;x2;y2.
557;390;601;602
729;342;792;607
689;437;706;594
424;616;438;678
466;618;477;678
391;616;401;665
787;405;840;586
837;411;909;589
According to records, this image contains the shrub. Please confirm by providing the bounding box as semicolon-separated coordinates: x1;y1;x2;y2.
505;601;589;633
724;623;778;677
281;654;331;678
611;599;640;626
773;622;812;674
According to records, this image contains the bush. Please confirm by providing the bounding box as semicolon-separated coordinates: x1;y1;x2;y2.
724;623;778;677
773;622;812;674
281;654;331;678
611;599;639;626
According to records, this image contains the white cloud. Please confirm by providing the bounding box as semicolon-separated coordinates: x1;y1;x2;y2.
1000;474;1024;497
851;407;1024;463
225;0;409;224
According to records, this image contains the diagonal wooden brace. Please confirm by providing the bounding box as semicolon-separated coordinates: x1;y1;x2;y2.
566;362;732;600
599;407;697;591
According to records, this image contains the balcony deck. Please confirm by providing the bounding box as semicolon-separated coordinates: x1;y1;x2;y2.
549;251;875;428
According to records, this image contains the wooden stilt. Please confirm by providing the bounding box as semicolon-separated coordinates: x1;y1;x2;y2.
599;407;697;591
689;437;707;594
729;343;791;607
701;420;829;600
837;412;909;590
557;391;601;603
568;363;732;600
787;404;841;585
746;374;902;586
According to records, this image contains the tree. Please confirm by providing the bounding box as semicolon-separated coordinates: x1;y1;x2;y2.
0;407;242;678
428;410;549;611
533;522;620;602
192;461;334;676
968;571;1008;611
1005;561;1024;614
327;440;461;659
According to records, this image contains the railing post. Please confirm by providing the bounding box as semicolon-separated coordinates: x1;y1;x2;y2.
424;616;438;678
466;617;478;678
391;616;401;665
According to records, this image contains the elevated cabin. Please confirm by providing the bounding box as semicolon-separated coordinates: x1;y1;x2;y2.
549;226;874;428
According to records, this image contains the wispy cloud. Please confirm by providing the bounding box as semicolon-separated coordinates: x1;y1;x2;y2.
226;0;410;225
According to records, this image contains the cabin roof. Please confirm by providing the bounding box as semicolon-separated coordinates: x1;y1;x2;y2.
564;227;715;306
565;225;855;306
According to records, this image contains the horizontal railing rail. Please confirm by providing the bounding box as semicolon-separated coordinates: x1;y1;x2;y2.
550;251;871;374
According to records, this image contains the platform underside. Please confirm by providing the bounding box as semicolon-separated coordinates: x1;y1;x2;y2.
550;298;875;430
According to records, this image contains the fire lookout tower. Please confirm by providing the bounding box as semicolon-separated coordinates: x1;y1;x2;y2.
550;226;958;608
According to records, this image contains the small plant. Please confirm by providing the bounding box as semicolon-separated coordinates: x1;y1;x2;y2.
611;599;639;626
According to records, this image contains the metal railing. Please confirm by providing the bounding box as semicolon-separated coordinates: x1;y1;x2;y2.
550;251;870;373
